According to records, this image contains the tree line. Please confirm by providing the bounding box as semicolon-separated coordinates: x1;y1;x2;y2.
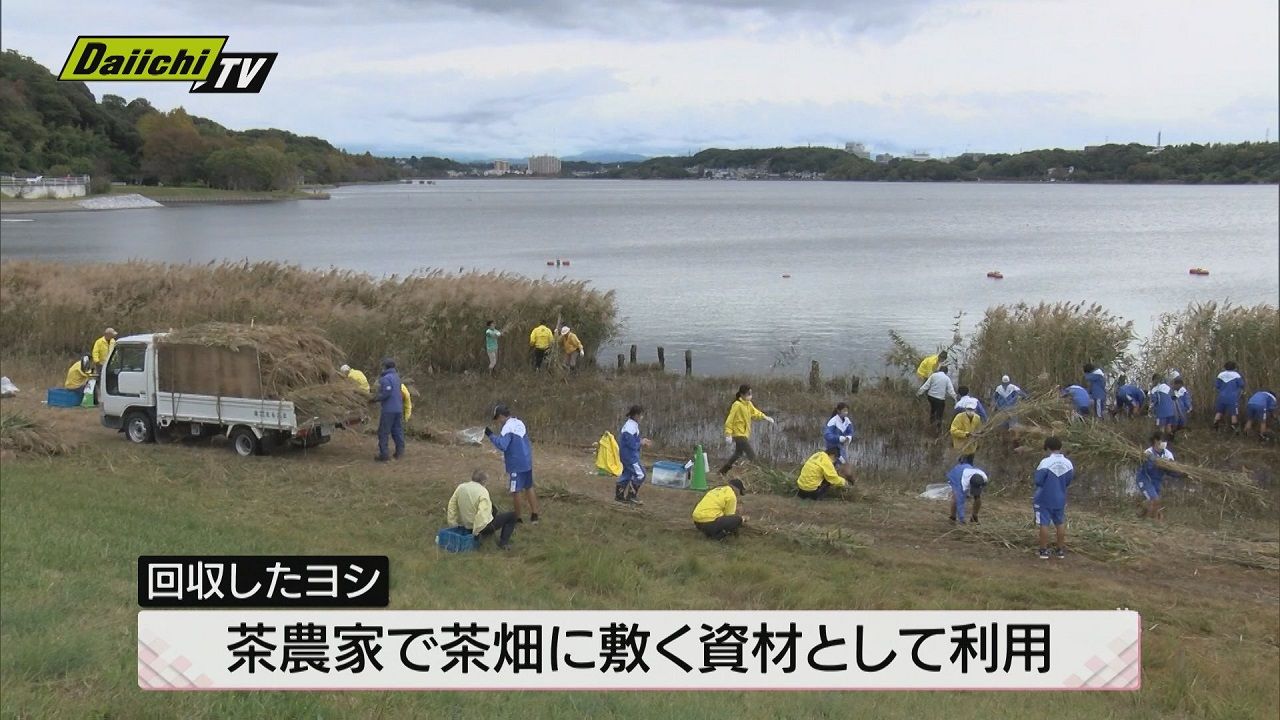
0;50;401;191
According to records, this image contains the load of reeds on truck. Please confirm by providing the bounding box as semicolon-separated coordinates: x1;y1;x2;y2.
98;322;367;457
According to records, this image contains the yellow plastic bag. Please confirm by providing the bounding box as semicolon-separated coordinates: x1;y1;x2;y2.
595;431;622;477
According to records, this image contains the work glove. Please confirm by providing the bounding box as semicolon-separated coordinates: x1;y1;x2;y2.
765;416;776;425
724;436;733;445
484;426;493;437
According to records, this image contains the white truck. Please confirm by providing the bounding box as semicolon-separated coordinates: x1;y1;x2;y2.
99;332;340;457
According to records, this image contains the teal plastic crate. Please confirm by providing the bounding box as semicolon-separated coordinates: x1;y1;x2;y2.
436;526;479;553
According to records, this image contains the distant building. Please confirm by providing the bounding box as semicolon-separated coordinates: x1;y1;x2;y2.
902;151;932;162
493;159;510;174
844;142;871;159
874;153;893;164
527;155;562;176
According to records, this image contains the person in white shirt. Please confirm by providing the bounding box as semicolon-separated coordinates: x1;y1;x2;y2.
918;365;957;430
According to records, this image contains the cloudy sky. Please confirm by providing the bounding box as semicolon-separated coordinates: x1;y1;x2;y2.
3;0;1277;158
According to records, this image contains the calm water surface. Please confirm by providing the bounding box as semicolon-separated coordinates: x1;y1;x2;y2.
3;180;1277;375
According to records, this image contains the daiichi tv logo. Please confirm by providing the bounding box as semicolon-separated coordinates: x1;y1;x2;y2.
58;36;276;93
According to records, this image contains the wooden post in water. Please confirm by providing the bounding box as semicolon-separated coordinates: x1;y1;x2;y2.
809;360;821;391
617;354;625;371
684;349;693;376
657;347;666;370
850;375;861;394
629;345;637;366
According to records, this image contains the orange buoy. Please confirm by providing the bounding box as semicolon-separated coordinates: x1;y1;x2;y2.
986;271;1004;279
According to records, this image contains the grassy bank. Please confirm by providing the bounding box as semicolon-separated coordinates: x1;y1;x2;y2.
122;186;329;202
1;391;1277;718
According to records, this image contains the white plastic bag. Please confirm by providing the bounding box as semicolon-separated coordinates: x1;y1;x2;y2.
0;376;18;398
918;483;953;501
457;427;486;445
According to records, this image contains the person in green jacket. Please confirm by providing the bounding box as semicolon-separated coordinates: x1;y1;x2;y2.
484;320;502;374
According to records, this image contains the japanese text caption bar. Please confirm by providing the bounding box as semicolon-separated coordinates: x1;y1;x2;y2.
139;610;1139;690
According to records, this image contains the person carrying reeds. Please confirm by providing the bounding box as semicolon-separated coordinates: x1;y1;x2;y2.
447;470;517;551
992;375;1028;429
915;350;948;382
1244;389;1276;438
559;326;584;371
1212;361;1247;432
339;364;370;392
485;404;540;524
616;405;652;504
692;478;745;539
528;321;554;370
719;384;775;475
1113;375;1146;418
946;458;988;524
1033;436;1074;560
1149;375;1176;434
1083;363;1107;418
1135;432;1176;520
822;402;856;480
949;401;982;464
917;365;956;430
796;447;846;500
371;358;405;462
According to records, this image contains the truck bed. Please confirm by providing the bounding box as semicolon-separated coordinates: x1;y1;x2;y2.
155;392;299;431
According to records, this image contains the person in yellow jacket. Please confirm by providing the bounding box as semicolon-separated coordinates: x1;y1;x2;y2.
340;364;370;392
719;384;775;475
65;356;93;391
796;447;847;500
915;350;949;382
91;328;117;372
529;321;554;370
401;382;413;422
950;405;982;464
692;478;745;539
559;326;584;371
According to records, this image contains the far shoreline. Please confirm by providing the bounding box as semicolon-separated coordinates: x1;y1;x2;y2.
0;187;331;215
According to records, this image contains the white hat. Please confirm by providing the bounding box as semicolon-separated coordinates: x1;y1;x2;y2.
560;326;570;335
1001;375;1010;383
339;364;351;374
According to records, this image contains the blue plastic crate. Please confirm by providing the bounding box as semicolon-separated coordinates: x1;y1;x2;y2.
436;526;479;553
46;388;84;408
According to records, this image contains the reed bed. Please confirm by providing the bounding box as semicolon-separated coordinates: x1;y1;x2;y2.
1138;302;1279;402
0;260;618;378
0;411;71;456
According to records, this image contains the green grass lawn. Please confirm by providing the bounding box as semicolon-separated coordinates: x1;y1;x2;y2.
2;431;1276;720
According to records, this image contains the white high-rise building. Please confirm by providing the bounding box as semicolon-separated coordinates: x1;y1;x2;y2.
528;155;562;176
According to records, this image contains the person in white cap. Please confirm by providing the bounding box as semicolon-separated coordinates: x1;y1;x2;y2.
339;364;370;392
992;374;1028;428
559;326;584;371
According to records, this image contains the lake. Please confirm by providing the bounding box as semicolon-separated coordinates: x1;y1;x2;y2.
2;180;1277;375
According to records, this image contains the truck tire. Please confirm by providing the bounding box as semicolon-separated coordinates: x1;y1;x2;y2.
123;410;155;444
229;427;261;458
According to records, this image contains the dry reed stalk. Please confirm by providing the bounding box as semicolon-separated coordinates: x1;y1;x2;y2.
0;412;71;456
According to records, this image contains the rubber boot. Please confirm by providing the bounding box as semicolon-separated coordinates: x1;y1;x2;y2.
614;484;627;503
628;482;644;506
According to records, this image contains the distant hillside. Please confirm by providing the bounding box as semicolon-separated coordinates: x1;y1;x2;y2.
562;151;648;163
0;50;401;191
611;143;1280;183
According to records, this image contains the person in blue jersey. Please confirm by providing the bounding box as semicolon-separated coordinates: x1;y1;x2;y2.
822;402;857;481
953;386;989;422
1113;375;1146;418
992;375;1028;413
371;358;405;462
485;404;541;524
1060;383;1091;419
1244;389;1277;439
1171;377;1192;437
616;405;652;505
1135;432;1177;520
1083;363;1107;418
1033;436;1074;560
946;458;988;524
1213;361;1246;432
1149;374;1177;435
